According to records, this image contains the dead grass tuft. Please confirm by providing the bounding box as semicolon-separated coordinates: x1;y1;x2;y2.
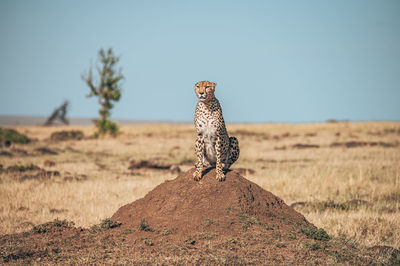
33;219;75;234
139;219;155;232
50;130;84;141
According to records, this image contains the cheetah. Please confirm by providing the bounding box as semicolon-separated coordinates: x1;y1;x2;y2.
193;81;240;181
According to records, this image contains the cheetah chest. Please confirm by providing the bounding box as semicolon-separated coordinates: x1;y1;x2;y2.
198;118;218;162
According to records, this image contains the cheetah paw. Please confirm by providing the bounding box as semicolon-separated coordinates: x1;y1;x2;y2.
193;171;202;181
216;173;225;182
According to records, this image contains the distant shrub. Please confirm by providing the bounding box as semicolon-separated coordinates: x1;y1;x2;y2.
7;164;40;172
301;226;331;241
94;119;118;137
0;128;30;144
50;130;84;141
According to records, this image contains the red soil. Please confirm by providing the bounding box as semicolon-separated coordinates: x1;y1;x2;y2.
1;168;392;264
112;168;309;238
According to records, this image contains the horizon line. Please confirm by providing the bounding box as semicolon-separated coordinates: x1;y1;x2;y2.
0;115;399;126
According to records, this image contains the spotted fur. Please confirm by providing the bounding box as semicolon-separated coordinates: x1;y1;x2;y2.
193;81;240;181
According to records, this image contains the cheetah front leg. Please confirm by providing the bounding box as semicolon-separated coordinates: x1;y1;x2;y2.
193;134;204;181
215;136;226;182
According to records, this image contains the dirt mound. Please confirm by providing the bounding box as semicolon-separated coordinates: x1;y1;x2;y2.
112;168;309;237
1;168;385;264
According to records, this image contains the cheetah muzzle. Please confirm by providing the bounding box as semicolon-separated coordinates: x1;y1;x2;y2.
193;81;240;181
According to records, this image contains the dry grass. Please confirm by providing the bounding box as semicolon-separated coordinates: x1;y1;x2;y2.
0;122;399;250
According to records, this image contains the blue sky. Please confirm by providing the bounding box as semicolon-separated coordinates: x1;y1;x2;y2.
0;0;399;122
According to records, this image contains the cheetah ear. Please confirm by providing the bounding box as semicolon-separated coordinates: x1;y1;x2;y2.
212;82;217;87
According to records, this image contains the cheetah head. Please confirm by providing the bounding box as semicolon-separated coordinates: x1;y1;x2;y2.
195;81;216;102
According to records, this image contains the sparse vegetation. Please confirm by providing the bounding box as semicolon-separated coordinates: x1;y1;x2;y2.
33;219;75;234
0;128;30;144
5;163;40;172
50;130;84;141
204;218;218;227
276;242;286;248
90;218;122;233
226;236;238;244
237;213;260;230
161;228;177;236
99;218;122;229
301;226;331;241
225;206;234;214
144;238;154;246
199;231;216;240
307;242;322;250
139;219;154;232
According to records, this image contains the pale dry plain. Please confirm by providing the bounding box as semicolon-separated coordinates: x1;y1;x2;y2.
0;122;399;251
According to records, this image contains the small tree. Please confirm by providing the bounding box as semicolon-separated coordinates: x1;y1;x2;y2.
82;48;123;136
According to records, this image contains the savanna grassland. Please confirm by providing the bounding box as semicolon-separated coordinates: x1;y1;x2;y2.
0;122;399;262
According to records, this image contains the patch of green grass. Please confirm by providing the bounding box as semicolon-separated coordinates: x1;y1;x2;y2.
301;226;331;241
237;213;260;230
0;128;30;144
139;219;154;232
265;225;274;231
